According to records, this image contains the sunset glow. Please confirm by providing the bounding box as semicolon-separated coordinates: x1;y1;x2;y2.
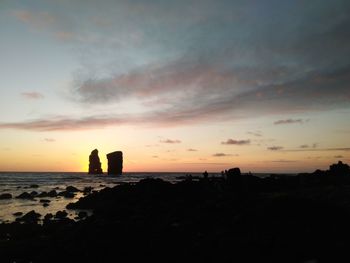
0;0;349;173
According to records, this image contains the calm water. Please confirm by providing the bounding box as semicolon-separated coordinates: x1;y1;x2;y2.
0;172;201;222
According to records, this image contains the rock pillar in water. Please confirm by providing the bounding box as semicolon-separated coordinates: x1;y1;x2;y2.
107;151;123;175
88;149;103;174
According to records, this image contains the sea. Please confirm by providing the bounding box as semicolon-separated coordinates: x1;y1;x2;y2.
0;172;205;223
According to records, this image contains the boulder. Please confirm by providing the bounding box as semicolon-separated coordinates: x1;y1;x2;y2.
55;210;68;219
66;186;80;193
0;193;12;199
16;192;33;199
18;210;41;223
88;149;103;174
58;191;75;198
107;151;123;175
13;212;23;217
78;211;88;219
47;190;57;197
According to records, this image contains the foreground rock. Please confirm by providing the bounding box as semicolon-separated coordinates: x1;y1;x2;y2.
16;210;41;223
16;192;33;199
0;193;12;199
88;149;103;174
2;161;350;262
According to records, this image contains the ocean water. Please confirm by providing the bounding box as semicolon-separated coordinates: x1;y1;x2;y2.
0;172;202;223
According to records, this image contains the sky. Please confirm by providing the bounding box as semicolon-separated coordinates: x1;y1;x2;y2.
0;0;349;173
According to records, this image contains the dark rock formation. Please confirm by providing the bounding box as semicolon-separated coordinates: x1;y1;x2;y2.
16;210;41;223
330;161;350;176
107;151;123;175
0;193;12;199
66;186;80;192
88;149;103;174
55;210;68;219
16;192;34;199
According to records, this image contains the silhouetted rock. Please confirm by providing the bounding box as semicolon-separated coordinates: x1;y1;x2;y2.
16;192;33;199
37;191;48;197
30;184;39;188
58;191;75;198
0;193;12;199
330;161;350;176
47;190;57;197
17;210;41;223
39;199;51;203
83;186;93;194
13;212;23;216
30;191;38;197
44;213;53;221
107;151;123;175
55;210;68;219
88;149;103;174
78;211;87;219
66;186;80;192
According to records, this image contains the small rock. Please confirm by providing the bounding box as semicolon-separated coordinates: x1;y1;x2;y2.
0;193;12;199
47;190;57;197
13;212;23;216
39;199;51;203
16;192;33;199
43;203;49;207
44;213;53;220
18;210;41;223
55;210;68;219
30;184;39;188
37;191;48;197
66;186;80;193
58;191;75;198
78;211;88;219
30;191;38;197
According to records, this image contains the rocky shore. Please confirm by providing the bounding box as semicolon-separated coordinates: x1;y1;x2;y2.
1;162;350;262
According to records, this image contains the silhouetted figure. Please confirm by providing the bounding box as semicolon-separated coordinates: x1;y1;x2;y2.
330;161;350;176
88;149;103;174
107;151;123;175
203;170;209;179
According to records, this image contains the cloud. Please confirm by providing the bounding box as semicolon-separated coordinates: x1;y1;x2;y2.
212;153;233;157
274;119;305;125
299;143;318;149
13;10;55;28
44;138;55;142
334;155;344;158
187;148;197;152
286;148;350;152
267;146;284;151
221;139;250;145
160;139;181;144
21;92;44;99
247;131;262;137
1;1;350;132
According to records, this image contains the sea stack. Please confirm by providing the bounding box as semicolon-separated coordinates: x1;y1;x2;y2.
88;149;103;174
107;151;123;175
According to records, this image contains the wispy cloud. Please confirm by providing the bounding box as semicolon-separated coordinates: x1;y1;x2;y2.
299;143;317;149
274;119;305;125
213;153;233;157
267;146;284;151
247;131;262;137
334;155;344;158
21;92;44;99
160;139;181;144
221;139;250;145
44;138;55;142
187;148;198;152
